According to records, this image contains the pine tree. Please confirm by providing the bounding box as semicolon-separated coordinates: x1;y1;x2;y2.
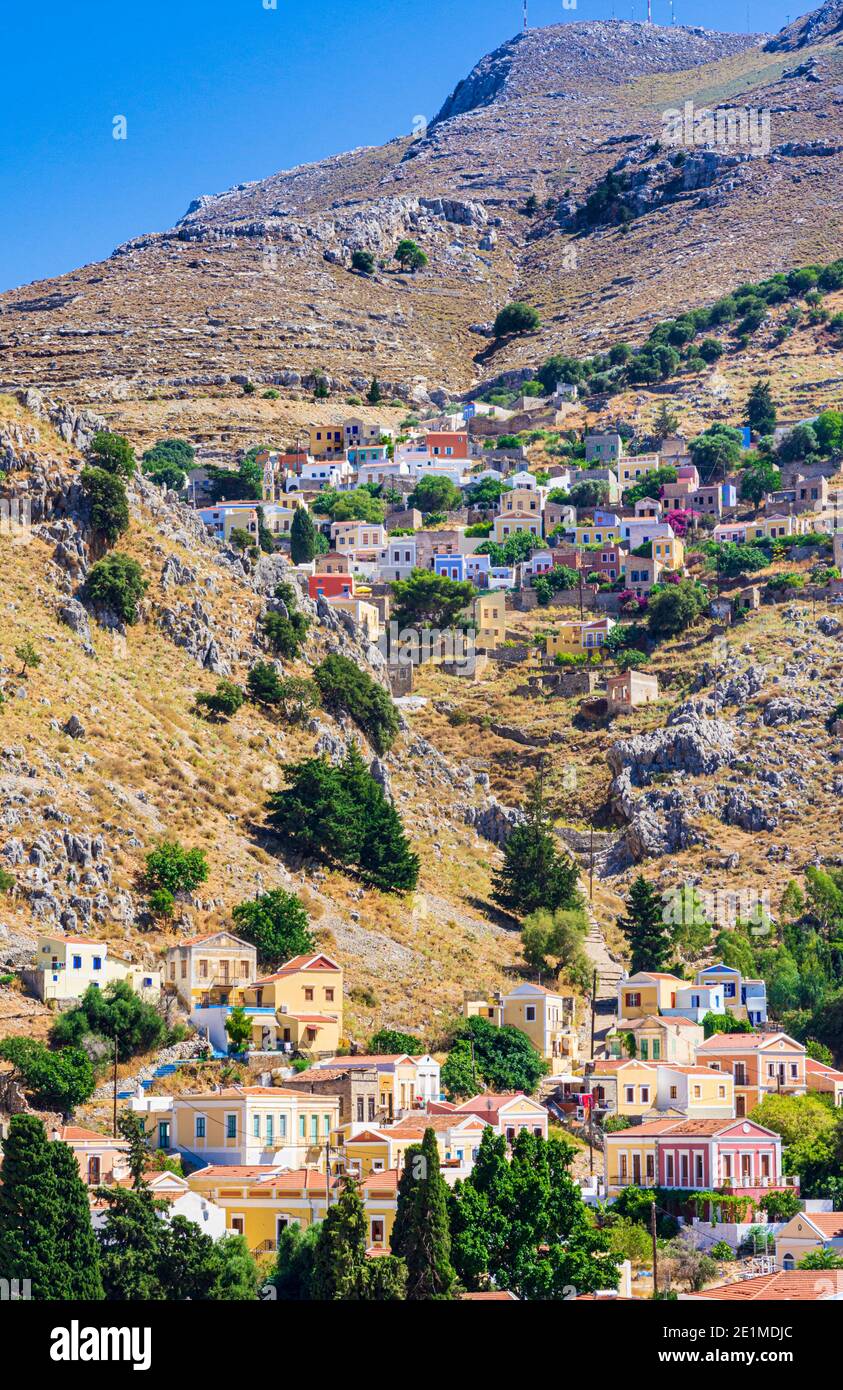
492;771;580;918
117;1110;153;1188
367;376;382;405
0;1115;103;1299
617;875;670;973
745;379;777;437
290;507;319;565
391;1129;455;1300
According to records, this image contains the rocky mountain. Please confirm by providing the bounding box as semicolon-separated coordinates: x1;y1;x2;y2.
766;0;843;50
1;7;843;439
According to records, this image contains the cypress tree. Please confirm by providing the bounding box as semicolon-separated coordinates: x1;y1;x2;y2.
0;1115;103;1299
391;1129;455;1300
492;771;580;918
617;874;670;973
745;379;776;437
290;507;319;565
311;1176;369;1300
50;1139;105;1299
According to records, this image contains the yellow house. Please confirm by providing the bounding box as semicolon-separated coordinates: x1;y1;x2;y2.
498;488;544;518
603;1118;675;1193
545;617;615;658
607;1015;703;1065
659;1065;735;1119
618;454;662;487
571;525;620;546
474;591;507;649
591;1060;660;1118
325;596;381;642
464;983;578;1072
312;1053;440;1117
617;972;684;1019
776;1212;843;1271
167;931;256;1009
170;1086;340;1168
652;534;685;569
308;425;345;459
343;1114;488;1178
31;935;160;1003
187;1166;399;1255
243;952;343;1058
493;514;542;542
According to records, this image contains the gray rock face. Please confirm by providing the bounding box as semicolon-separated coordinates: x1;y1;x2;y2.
720;787;779;832
58;598;94;652
608;705;737;786
818;615;842;637
762;697;814;726
62;714;86;739
369;757;393;802
161;554;197;588
462;797;525;847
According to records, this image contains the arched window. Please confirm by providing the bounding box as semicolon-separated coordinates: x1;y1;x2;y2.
782;1252;795;1271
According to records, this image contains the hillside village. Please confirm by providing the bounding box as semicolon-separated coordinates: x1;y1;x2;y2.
2;288;843;1302
5;2;843;1315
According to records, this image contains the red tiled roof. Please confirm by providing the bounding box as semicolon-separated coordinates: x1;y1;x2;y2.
692;1271;842;1301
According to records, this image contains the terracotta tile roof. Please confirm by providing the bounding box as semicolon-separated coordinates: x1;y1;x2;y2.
456;1093;536;1115
256;953;339;981
317;1054;414;1067
461;1291;519;1300
806;1058;843;1080
41;935;108;947
178;931;246;948
691;1271;842;1301
792;1212;843;1238
59;1126;124;1143
697;1032;794;1052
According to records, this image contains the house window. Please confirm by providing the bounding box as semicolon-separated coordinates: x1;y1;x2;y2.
525;1005;536;1022
368;1098;375;1122
299;1116;306;1139
652;1039;660;1061
279;1115;287;1139
253;1115;261;1139
761;1153;771;1178
624;1087;635;1104
370;1218;386;1246
640;1087;650;1104
693;1086;701;1099
231;1216;245;1236
665;1154;674;1185
669;1086;678;1100
88;1156;101;1184
92;956;102;971
323;1114;331;1136
325;988;334;1003
357;1097;364;1123
718;1086;726;1099
266;1116;274;1144
72;955;82;970
158;1121;170;1149
310;1115;319;1143
195;1116;206;1140
226;1115;237;1140
305;988;314;1002
619;1154;628;1180
625;992;641;1009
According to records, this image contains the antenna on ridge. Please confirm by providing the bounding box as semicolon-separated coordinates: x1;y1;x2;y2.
523;0;528;31
647;0;652;21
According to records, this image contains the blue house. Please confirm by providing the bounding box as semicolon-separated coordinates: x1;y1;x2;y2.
434;554;466;582
695;963;767;1027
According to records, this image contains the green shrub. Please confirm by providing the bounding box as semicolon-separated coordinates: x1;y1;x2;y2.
313;653;399;754
84;552;147;623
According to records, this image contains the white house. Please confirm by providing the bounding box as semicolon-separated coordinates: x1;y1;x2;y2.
29;935;160;1003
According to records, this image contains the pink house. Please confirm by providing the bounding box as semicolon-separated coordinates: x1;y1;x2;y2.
53;1125;130;1187
657;1117;788;1197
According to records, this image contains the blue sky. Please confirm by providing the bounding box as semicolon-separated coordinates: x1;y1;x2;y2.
1;0;793;292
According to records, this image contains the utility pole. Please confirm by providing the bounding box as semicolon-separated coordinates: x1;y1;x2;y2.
651;1201;659;1298
112;1027;119;1138
589;818;595;901
325;1139;331;1212
590;968;597;1062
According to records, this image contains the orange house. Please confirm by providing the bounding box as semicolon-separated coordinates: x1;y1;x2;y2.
696;1032;807;1116
425;431;470;459
308;573;355;601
